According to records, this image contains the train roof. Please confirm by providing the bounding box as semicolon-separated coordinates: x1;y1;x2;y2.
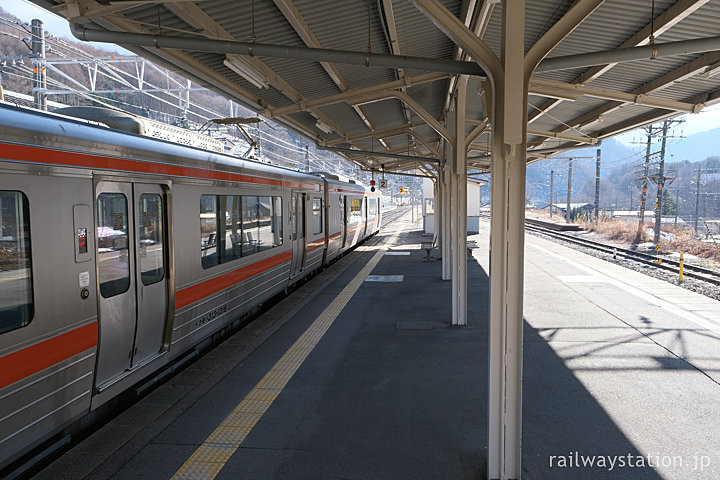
0;103;333;188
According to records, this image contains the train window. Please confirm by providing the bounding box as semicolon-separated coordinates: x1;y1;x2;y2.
138;194;164;286
0;191;33;334
200;194;219;268
312;198;323;234
201;194;284;268
223;196;242;262
257;196;283;251
272;196;283;247
242;196;260;256
369;198;378;216
97;193;130;298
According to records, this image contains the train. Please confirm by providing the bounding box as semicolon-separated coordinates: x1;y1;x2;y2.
0;104;380;472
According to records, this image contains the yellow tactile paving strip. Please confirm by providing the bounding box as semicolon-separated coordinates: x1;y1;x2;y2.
171;223;405;479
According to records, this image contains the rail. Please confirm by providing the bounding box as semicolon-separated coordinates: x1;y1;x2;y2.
524;221;720;287
381;205;410;227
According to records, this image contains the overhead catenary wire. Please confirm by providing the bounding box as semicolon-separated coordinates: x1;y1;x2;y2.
0;13;372;176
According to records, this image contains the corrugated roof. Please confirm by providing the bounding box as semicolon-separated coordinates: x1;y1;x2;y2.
28;0;720;173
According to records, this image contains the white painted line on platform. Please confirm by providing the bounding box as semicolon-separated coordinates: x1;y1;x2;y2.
556;275;607;284
385;252;411;256
365;275;404;282
530;242;720;337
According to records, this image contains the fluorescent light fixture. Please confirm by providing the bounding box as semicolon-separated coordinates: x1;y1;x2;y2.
315;120;334;134
704;61;720;78
224;54;269;89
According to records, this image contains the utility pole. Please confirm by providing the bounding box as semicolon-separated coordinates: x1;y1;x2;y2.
635;126;653;241
566;158;573;223
31;19;47;111
411;191;415;223
675;190;679;226
694;165;702;233
548;153;597;223
651;119;681;245
594;148;601;221
549;170;554;218
652;121;670;245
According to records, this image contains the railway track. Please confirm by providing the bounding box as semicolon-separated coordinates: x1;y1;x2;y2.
381;205;411;227
524;220;720;287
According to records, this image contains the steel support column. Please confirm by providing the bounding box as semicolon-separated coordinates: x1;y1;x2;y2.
441;151;452;280
433;180;440;236
451;78;468;326
488;2;527;479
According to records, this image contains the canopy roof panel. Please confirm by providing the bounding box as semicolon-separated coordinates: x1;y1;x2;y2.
32;0;720;173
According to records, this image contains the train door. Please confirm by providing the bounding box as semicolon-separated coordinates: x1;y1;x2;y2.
340;195;347;248
363;197;369;236
94;181;168;387
290;191;306;277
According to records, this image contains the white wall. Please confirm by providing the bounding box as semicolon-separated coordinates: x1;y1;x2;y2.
467;182;480;216
423;178;481;234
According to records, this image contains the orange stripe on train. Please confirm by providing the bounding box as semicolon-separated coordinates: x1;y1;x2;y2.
0;143;316;189
0;322;98;390
175;250;293;309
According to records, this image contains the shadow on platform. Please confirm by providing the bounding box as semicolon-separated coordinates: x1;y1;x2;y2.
226;226;662;479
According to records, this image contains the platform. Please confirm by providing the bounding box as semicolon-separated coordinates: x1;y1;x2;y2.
32;215;720;479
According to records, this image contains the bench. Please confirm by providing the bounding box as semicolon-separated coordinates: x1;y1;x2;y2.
466;240;478;259
421;236;437;262
420;238;477;261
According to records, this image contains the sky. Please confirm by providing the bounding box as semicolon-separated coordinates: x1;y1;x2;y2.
5;0;131;54
5;0;720;144
612;102;720;146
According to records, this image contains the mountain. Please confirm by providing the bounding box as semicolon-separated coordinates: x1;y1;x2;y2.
526;138;636;204
526;132;720;221
664;128;720;163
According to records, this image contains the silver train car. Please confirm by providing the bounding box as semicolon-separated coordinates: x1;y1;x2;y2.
0;104;380;471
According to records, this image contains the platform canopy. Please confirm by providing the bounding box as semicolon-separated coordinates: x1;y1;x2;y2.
29;2;720;479
30;0;720;176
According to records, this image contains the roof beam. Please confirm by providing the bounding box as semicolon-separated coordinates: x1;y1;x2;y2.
537;35;720;74
152;2;345;139
317;145;440;164
597;109;679;138
529;78;702;113
325;123;422;146
598;87;720;139
525;0;604;71
164;2;233;40
527;128;597;144
380;0;412;123
264;72;451;117
575;0;710;84
554;50;720;134
351;90;454;144
272;0;346;90
442;0;495;118
528;0;709;124
409;131;442;158
465;119;488;150
272;0;375;131
410;0;503;80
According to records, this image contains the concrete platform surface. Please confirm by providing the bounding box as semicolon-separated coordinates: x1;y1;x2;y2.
32;215;720;480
